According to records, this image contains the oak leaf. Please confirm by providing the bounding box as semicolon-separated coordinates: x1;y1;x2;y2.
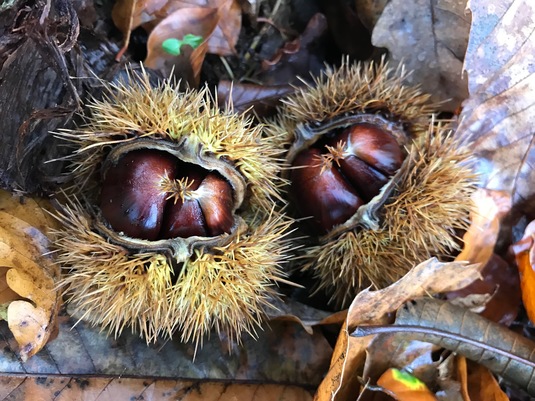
0;191;59;361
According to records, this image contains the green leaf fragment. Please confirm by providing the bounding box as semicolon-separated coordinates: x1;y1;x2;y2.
391;368;427;391
162;35;204;56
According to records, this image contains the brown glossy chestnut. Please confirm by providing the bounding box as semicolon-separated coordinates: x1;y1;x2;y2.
290;148;364;234
290;123;404;234
100;149;234;241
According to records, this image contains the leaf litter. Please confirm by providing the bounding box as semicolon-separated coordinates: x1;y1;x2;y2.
0;190;60;361
1;0;535;399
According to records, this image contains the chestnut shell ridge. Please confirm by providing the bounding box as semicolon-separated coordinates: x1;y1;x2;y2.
290;123;404;234
99;149;234;241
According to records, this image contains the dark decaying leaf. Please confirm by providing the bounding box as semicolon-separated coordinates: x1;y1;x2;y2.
0;4;80;194
371;0;470;111
318;0;372;60
0;376;313;401
144;7;219;86
258;13;329;86
0;315;331;388
354;298;535;396
447;254;520;325
457;0;535;215
217;81;294;117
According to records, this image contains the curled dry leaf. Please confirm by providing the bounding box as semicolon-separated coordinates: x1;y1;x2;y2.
314;258;481;401
381;298;535;396
455;188;511;266
259;13;328;86
512;219;535;324
217;80;294;118
144;7;219;86
448;188;520;324
0;190;59;361
459;358;509;401
458;0;535;214
112;0;241;60
371;0;470;111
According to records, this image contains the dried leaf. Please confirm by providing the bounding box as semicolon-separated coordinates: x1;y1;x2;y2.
455;189;511;266
377;368;437;401
0;316;331;387
463;359;510;401
0;191;59;361
314;258;480;401
0;376;313;401
217;80;294;117
112;0;241;59
347;259;480;327
144;7;219;86
355;0;388;30
512;220;535;323
318;0;372;59
371;0;470;111
259;13;328;86
448;254;520;325
457;0;535;214
449;189;519;324
356;298;535;396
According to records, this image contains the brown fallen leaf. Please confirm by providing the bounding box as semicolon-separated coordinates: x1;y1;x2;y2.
511;220;535;324
448;188;519;324
457;0;535;215
217;80;294;117
0;190;59;361
364;298;535;396
460;358;509;401
0;376;313;401
259;13;329;86
314;258;480;401
112;0;241;60
144;7;219;86
371;0;470;111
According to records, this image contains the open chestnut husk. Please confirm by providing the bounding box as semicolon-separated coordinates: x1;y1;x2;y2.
52;70;291;345
267;59;477;306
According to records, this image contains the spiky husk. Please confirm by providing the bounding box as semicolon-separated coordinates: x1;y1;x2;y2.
266;59;477;307
58;68;287;211
265;57;436;145
52;200;292;344
53;69;292;345
304;126;477;306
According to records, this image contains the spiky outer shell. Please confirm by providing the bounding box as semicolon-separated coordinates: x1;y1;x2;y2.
267;59;477;307
52;69;292;345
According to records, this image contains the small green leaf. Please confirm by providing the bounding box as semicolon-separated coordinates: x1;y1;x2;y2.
181;34;204;49
162;35;204;56
391;369;426;391
162;38;182;56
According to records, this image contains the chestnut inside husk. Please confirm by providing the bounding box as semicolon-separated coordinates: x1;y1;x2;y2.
290;121;404;234
100;149;234;241
53;72;292;345
266;59;476;307
286;114;409;237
